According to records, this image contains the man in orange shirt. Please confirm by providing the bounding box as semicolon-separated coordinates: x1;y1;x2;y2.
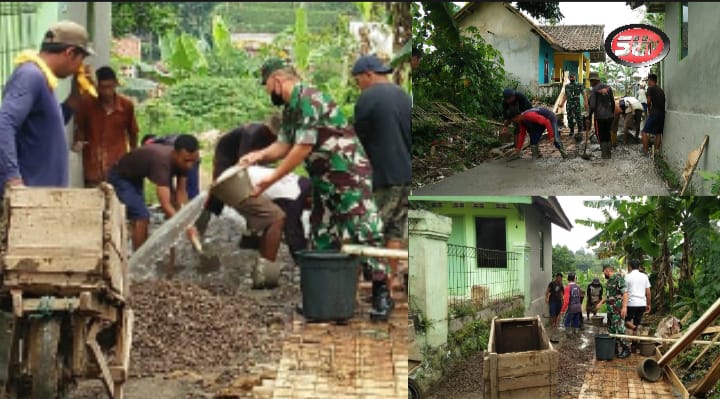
72;66;139;187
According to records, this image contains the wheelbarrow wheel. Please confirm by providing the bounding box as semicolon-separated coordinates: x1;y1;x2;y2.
27;318;62;399
409;378;423;399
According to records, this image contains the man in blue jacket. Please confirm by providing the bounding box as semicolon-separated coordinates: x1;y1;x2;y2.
0;21;93;198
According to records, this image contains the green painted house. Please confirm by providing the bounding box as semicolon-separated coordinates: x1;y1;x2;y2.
409;196;572;316
0;2;112;187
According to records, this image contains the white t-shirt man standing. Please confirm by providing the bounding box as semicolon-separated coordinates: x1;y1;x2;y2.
625;259;651;339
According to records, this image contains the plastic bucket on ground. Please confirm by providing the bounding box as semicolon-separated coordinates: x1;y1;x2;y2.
591;315;604;327
595;333;615;361
296;250;360;322
637;358;663;382
638;341;657;357
209;166;253;207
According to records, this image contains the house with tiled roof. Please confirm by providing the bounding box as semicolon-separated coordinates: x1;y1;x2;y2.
454;2;604;90
627;1;719;195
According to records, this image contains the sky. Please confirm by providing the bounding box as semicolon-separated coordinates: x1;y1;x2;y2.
551;196;606;252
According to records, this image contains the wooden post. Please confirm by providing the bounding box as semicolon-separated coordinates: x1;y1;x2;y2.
658;294;720;367
608;333;720;346
689;350;720;395
686;332;720;371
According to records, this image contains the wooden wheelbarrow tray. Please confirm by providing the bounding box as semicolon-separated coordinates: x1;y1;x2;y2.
0;185;133;399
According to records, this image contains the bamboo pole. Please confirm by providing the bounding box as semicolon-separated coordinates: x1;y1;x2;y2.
657;295;720;367
686;332;720;371
341;244;408;259
608;334;720;347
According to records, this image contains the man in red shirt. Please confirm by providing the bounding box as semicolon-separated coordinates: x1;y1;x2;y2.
73;66;139;187
507;107;567;160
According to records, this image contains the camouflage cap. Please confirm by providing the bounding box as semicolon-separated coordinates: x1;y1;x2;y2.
43;20;94;55
260;57;287;85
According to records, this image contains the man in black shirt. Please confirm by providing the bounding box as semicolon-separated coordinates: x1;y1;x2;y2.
195;121;311;266
502;88;532;147
640;73;666;155
545;272;564;330
352;54;412;296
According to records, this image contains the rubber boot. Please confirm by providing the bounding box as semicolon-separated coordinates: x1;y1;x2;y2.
557;144;568;159
600;142;611;159
611;131;618;148
617;342;631;359
369;281;394;322
530;145;541;159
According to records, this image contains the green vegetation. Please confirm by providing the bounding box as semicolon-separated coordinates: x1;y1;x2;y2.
215;2;362;33
576;196;720;322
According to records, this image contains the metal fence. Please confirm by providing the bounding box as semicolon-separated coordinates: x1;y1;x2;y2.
0;3;38;96
447;243;522;308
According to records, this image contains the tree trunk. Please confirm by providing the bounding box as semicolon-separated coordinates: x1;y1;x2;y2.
680;229;692;281
388;2;411;86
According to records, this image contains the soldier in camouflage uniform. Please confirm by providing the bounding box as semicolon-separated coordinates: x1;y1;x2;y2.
239;58;394;321
559;73;586;138
595;265;631;359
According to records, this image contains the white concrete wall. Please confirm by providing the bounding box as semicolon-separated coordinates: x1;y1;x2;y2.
409;210;452;349
459;2;539;87
522;206;553;317
660;3;720;194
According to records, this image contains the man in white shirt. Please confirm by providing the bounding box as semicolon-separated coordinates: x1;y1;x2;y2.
612;96;645;145
625;258;651;351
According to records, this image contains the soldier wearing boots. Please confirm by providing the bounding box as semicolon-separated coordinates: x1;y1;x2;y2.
595;265;630;359
587;72;617;159
559;73;585;139
506;107;568;160
240;58;394;321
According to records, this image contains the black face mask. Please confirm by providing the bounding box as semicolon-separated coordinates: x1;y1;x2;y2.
569;79;575;83
271;92;285;106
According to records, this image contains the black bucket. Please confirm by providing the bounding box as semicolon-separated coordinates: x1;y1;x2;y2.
595;333;615;361
296;250;360;322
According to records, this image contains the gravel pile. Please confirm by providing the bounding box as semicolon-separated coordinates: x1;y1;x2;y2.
425;351;485;398
129;279;288;376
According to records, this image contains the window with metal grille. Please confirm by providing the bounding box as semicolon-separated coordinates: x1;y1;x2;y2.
0;2;38;97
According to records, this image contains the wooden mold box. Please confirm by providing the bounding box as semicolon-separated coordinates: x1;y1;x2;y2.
1;185;128;301
483;316;558;399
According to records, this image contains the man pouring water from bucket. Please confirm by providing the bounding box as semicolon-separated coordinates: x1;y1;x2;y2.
237;58;394;321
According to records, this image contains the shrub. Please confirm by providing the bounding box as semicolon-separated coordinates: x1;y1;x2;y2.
164;77;275;130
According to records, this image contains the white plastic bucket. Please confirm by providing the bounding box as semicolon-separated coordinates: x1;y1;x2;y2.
210;165;254;207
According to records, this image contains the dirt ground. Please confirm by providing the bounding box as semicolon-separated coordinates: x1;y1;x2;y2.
68;207;303;399
412;132;672;196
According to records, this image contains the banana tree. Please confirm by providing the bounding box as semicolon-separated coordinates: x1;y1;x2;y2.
577;197;682;311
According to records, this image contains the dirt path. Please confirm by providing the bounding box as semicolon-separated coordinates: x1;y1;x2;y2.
412;133;671;196
68;208;302;399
